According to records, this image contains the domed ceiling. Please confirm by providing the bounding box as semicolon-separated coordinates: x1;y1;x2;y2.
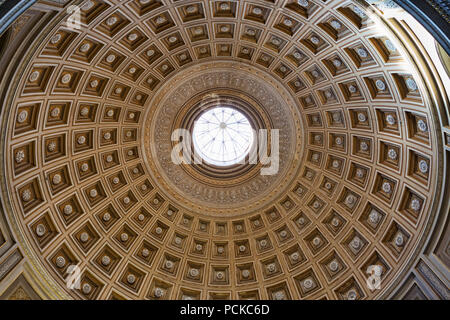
0;0;448;300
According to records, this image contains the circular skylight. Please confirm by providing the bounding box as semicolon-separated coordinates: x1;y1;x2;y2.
192;107;254;166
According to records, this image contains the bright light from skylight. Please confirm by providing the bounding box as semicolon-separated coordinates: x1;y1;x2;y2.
192;107;254;166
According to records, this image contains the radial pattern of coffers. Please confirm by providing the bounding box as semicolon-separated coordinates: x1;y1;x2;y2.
0;0;447;301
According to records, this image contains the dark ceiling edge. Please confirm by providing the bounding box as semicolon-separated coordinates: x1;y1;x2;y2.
393;0;450;55
0;0;37;36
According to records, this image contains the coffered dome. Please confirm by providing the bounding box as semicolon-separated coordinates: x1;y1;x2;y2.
0;0;448;300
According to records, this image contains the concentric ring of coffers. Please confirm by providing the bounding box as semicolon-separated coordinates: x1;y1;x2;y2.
0;0;440;300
